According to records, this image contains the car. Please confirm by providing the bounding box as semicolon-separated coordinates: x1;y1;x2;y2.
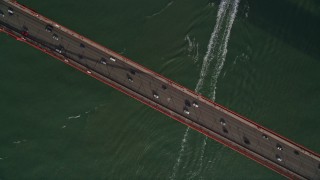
55;46;64;54
276;144;283;151
262;134;269;140
52;33;59;40
80;43;85;48
153;92;159;99
276;155;282;162
192;101;199;108
220;118;226;126
45;25;53;32
127;74;133;82
183;108;190;115
21;31;28;36
8;7;14;16
55;49;62;54
21;26;28;36
130;69;136;75
100;58;107;65
185;100;191;107
109;57;116;62
0;10;4;17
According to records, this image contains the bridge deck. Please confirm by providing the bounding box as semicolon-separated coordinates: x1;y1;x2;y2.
0;0;319;179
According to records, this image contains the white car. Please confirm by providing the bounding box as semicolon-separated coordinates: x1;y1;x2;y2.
220;119;226;126
276;144;283;151
192;101;199;108
109;57;116;62
52;34;59;40
262;134;269;140
276;155;282;162
55;48;62;54
183;108;190;115
100;58;107;65
8;7;14;16
55;46;64;54
153;93;159;99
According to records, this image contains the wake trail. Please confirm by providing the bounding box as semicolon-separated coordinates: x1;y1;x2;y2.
170;127;190;180
185;34;200;63
195;0;230;93
170;0;239;179
209;0;240;99
67;115;81;119
197;0;240;176
147;1;174;18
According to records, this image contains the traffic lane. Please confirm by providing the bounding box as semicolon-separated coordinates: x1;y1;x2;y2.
230;120;316;177
10;5;227;129
4;5;318;177
224;114;315;163
0;11;64;54
82;53;215;131
62;38;203;121
1;3;94;57
3;0;318;178
48;29;320;177
50;23;215;117
0;2;53;42
71;44;306;174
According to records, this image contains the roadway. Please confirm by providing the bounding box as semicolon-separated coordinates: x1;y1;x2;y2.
1;0;319;179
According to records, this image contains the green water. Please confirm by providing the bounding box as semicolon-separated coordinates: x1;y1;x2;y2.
0;0;319;179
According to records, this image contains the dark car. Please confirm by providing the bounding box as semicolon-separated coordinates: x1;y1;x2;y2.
21;26;29;36
45;24;53;32
21;31;28;36
0;10;4;17
8;7;14;16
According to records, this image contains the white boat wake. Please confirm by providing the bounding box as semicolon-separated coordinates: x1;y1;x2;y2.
147;1;174;18
169;127;190;180
195;0;240;97
67;115;81;119
170;0;240;178
185;34;200;63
